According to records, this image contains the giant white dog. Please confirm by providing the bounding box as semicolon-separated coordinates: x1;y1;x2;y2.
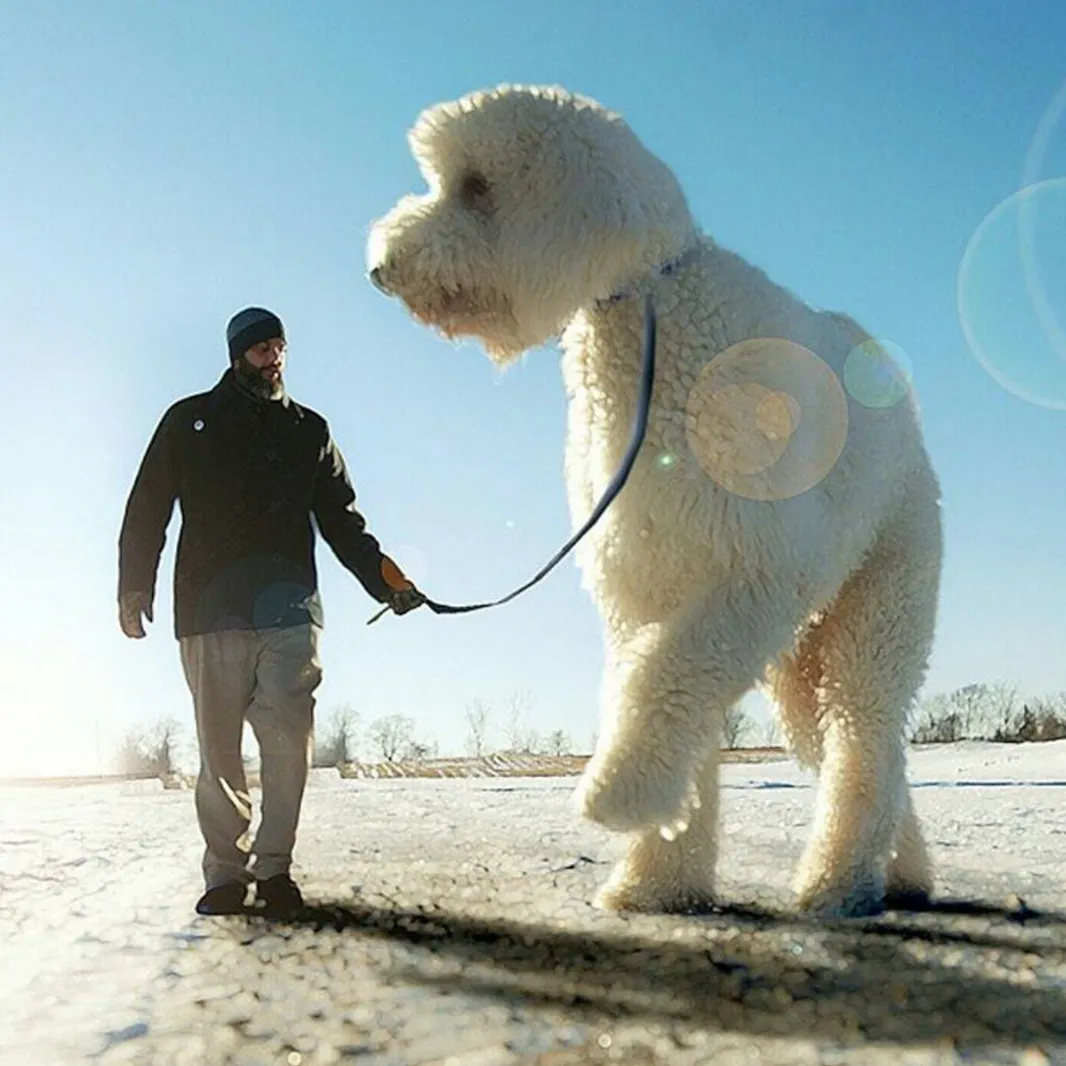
367;84;943;919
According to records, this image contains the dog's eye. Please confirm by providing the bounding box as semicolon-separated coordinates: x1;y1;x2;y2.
459;171;493;213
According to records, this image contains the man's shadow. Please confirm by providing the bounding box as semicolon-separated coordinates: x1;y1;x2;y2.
252;893;1066;1049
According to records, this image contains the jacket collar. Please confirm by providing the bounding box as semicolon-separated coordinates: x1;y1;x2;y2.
215;366;293;409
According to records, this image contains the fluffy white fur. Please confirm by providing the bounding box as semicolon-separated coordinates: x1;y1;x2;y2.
367;84;943;919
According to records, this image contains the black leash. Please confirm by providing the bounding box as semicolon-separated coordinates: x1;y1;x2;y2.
367;292;658;625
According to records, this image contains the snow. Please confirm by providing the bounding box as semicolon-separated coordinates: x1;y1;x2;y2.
1;741;1064;1065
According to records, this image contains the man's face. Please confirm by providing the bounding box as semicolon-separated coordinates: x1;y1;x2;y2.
237;337;286;398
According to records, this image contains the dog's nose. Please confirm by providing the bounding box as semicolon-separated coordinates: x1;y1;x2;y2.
369;265;389;294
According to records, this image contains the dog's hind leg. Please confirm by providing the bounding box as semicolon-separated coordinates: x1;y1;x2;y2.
768;614;933;911
790;492;941;918
767;616;827;772
885;784;934;907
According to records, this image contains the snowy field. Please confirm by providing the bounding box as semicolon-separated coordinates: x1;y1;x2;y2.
2;741;1065;1066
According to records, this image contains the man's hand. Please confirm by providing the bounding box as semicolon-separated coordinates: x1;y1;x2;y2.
379;555;426;617
119;591;154;639
388;586;426;616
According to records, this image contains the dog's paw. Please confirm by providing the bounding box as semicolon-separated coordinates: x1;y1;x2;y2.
885;857;934;907
594;875;718;915
574;752;696;834
795;873;886;920
882;887;932;912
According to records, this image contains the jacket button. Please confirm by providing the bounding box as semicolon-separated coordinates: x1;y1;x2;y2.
266;449;279;462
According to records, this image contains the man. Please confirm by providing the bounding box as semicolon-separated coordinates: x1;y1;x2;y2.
118;307;425;918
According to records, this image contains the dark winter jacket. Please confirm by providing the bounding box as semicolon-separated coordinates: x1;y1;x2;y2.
118;369;395;638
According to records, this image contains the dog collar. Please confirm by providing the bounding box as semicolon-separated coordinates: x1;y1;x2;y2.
598;242;701;306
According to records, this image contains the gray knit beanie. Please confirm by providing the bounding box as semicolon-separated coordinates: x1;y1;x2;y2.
226;307;285;361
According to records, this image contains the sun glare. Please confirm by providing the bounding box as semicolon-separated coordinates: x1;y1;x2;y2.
2;720;106;780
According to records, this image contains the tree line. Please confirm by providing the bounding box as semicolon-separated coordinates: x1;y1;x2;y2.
908;682;1066;744
110;680;1066;779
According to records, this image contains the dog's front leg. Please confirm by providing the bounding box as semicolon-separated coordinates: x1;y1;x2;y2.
575;580;799;836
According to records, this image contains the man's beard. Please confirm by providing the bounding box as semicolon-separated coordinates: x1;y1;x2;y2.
233;356;284;400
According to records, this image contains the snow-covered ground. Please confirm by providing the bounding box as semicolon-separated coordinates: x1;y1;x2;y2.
2;741;1064;1065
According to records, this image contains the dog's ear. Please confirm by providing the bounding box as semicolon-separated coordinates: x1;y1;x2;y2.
564;165;648;236
552;133;692;299
544;125;648;238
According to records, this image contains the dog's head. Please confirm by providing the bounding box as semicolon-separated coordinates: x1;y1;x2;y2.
367;84;693;363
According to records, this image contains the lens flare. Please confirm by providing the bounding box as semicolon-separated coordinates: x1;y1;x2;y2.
843;338;913;409
684;338;849;501
1022;77;1066;362
957;178;1066;409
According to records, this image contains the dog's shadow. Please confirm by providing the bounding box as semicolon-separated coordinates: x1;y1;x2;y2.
254;894;1066;1049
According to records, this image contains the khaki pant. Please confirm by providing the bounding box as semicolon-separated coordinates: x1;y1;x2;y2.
179;624;323;890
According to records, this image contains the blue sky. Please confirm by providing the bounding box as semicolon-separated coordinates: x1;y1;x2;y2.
1;1;1064;775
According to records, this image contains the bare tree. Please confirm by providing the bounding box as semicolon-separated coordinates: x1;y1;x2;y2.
912;682;1019;744
367;714;416;763
982;681;1020;740
464;700;492;758
721;704;750;749
1036;693;1066;738
912;690;969;744
911;693;959;744
504;689;540;753
1009;694;1066;742
949;684;992;739
313;703;360;768
760;715;783;748
544;729;571;756
407;739;439;762
115;717;183;778
1044;692;1066;718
